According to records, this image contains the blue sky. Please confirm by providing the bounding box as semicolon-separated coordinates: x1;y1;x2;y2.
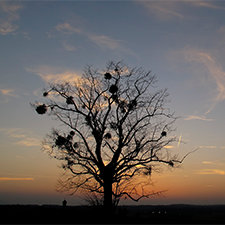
1;1;225;205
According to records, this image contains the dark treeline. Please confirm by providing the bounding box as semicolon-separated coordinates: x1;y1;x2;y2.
1;204;225;224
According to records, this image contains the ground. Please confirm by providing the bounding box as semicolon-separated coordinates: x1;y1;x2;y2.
1;204;225;224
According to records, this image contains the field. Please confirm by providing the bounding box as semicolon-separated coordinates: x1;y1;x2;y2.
1;204;225;224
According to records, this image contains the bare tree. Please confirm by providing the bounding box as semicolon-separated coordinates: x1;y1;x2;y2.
32;61;194;209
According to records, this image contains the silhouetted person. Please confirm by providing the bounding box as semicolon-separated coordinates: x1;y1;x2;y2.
62;199;67;207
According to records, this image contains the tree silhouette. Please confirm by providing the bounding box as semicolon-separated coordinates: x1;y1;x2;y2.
31;61;194;210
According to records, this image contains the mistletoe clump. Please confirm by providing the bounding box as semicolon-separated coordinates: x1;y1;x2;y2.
66;96;73;105
43;92;49;97
36;104;47;115
55;135;67;147
104;72;112;80
104;133;112;139
109;85;118;94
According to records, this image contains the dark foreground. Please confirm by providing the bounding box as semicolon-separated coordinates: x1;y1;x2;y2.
1;204;225;224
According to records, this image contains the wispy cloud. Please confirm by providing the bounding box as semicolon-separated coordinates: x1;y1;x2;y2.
202;159;225;165
195;169;225;175
202;161;214;164
191;2;225;10
88;33;136;55
0;2;23;35
137;1;225;21
60;40;77;51
14;138;40;147
164;145;175;149
55;22;81;35
49;22;136;55
178;48;225;117
0;20;18;35
137;1;184;20
0;177;34;181
199;146;217;150
0;128;41;147
25;66;81;84
184;115;214;121
177;133;182;147
0;89;19;98
186;51;225;102
204;146;217;149
89;34;123;50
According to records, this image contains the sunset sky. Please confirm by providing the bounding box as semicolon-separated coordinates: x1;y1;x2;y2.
1;1;225;205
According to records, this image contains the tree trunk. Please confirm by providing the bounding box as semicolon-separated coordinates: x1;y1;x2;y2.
103;179;112;208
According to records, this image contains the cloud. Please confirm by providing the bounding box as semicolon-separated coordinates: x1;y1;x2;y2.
137;1;184;20
0;89;19;98
137;1;225;21
184;49;225;102
88;33;136;55
199;146;217;150
177;48;225;116
0;177;34;181
189;52;225;102
47;22;81;43
14;138;40;147
0;128;23;136
195;169;225;175
60;40;77;51
0;2;23;35
201;159;225;167
50;22;136;55
164;145;174;149
191;2;225;10
25;66;81;83
184;115;214;121
0;128;41;147
202;161;214;164
0;20;18;35
89;35;122;50
205;146;217;149
177;133;182;147
55;22;81;35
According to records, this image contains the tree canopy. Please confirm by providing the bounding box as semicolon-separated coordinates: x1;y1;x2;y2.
32;61;194;207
